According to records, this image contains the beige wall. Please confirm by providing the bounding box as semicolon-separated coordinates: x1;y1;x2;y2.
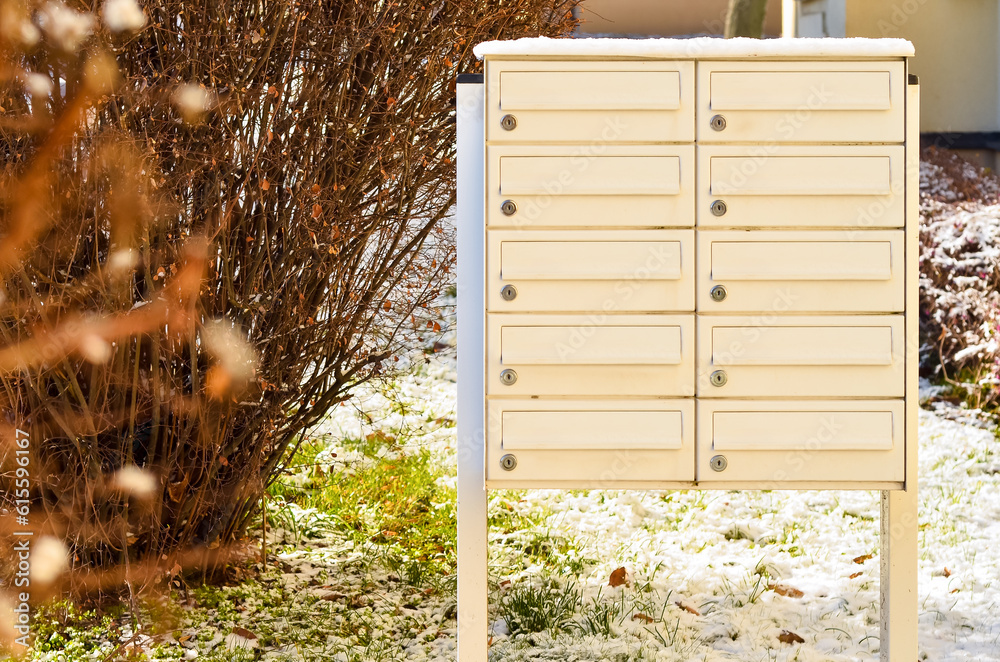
845;0;999;133
578;0;783;37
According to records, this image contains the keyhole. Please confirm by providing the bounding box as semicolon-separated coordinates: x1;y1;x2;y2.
710;114;727;131
710;370;728;387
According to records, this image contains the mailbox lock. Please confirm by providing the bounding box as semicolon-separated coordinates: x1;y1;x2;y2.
500;454;518;471
500;284;518;301
710;370;728;387
710;114;727;131
710;455;728;472
500;114;518;131
500;200;518;216
710;200;728;216
709;285;727;302
500;369;518;385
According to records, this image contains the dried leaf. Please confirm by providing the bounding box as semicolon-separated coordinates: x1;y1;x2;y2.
632;613;654;624
312;204;322;218
261;179;270;191
608;566;628;588
778;630;805;645
675;601;700;616
849;571;863;579
167;475;189;503
772;584;804;599
943;567;951;577
853;554;873;564
232;626;257;640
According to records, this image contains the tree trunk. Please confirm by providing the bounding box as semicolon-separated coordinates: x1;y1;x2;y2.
725;0;768;38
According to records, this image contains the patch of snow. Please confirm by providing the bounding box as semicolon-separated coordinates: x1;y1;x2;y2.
474;36;914;59
299;351;1000;661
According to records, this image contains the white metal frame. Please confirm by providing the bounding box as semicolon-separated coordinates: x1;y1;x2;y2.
456;76;919;662
456;77;488;662
877;77;920;662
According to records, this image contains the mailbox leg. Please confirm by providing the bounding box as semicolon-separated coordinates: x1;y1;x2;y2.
880;78;921;662
880;489;918;661
456;76;489;662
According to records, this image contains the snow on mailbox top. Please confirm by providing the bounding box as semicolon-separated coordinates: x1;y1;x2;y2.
474;36;915;59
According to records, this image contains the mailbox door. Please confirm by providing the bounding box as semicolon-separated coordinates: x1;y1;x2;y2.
487;399;696;486
696;60;906;143
697;400;905;484
489;314;695;397
487;60;695;143
697;145;905;228
697;230;904;312
697;315;904;397
488;229;695;313
488;145;695;229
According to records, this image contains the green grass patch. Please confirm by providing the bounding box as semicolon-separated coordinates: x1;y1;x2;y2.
496;576;580;637
24;598;185;661
267;428;456;589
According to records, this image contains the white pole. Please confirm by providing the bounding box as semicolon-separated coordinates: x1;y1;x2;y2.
456;74;488;662
879;77;919;662
781;0;798;37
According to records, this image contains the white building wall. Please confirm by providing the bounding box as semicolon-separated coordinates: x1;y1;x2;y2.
577;0;783;37
784;0;999;134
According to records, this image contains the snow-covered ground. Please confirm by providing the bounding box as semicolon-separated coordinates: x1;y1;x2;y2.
271;355;1000;662
144;153;1000;662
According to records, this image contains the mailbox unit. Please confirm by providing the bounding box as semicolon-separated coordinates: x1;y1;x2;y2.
457;37;918;662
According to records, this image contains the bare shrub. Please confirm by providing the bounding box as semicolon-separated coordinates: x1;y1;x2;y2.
0;0;578;627
919;148;1000;411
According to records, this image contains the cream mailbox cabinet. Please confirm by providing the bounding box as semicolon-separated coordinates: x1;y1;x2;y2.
457;37;918;661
